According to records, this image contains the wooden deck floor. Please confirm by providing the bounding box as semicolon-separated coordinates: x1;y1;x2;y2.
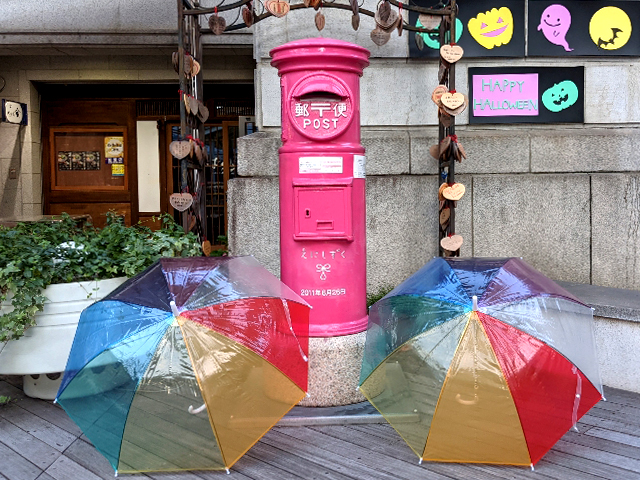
2;376;640;480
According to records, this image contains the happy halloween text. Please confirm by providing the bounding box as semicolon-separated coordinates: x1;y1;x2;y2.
472;73;539;117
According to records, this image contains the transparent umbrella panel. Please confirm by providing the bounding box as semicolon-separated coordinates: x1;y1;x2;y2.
360;257;603;466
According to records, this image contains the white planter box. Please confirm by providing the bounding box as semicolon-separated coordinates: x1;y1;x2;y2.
0;277;127;397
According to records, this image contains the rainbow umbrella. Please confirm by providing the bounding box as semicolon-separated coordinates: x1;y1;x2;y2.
55;256;309;474
359;257;603;467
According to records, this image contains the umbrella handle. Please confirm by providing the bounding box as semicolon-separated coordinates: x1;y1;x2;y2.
188;403;207;414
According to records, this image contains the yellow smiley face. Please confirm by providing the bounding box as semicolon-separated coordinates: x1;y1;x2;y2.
468;7;514;49
589;6;632;50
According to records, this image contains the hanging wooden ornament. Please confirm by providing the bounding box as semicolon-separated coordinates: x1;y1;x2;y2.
441;91;465;110
197;104;210;123
418;13;440;30
202;240;212;257
429;144;440;160
242;5;254;27
442;183;466;201
194;143;203;162
442;96;468;116
438;182;448;201
439;109;453;127
415;33;425;50
352;13;360;31
439;207;450;227
170;193;193;212
371;28;390;46
376;7;398;31
209;15;226;35
266;0;290;17
431;85;448;105
440;44;464;63
189;96;199;115
315;11;325;31
191;59;201;77
169;140;191;160
457;142;467;159
378;1;391;22
441;234;463;252
439;136;451;156
304;0;312;7
310;0;322;11
349;0;358;15
397;13;403;36
184;94;191;114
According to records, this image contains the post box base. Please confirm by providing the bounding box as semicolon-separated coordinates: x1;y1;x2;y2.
308;313;369;338
297;330;368;407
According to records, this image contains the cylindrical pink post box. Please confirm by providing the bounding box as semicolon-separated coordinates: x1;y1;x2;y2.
271;39;370;337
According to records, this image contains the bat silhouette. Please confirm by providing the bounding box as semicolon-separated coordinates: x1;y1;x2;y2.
598;27;622;48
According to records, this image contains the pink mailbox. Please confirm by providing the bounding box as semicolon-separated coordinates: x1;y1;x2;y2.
270;38;370;337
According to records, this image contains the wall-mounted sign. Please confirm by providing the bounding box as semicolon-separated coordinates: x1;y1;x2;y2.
105;136;124;165
409;0;526;58
2;100;28;125
469;67;584;124
529;1;640;56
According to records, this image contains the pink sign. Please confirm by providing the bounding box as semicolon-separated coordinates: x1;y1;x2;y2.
472;73;539;117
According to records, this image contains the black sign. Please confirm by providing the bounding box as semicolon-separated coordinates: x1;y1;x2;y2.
468;67;584;124
529;1;640;56
409;0;525;58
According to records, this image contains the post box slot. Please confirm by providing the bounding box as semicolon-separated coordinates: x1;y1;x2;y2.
299;92;343;102
293;182;353;241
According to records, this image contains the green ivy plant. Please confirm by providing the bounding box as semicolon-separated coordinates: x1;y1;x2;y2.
0;213;202;342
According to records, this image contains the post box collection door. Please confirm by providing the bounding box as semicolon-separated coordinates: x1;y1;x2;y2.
271;38;370;337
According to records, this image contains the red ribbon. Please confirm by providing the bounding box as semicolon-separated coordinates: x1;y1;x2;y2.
450;89;456;94
449;134;458;143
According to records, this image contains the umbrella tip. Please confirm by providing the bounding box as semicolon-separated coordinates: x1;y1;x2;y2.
530;464;534;471
226;468;231;474
170;301;180;317
418;458;423;465
53;398;57;405
472;296;478;311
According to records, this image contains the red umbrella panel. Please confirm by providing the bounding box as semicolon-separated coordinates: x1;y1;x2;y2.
55;256;310;474
359;257;603;466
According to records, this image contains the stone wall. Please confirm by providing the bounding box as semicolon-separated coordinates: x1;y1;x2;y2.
229;8;640;292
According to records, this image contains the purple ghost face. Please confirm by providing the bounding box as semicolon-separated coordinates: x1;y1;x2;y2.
538;4;573;52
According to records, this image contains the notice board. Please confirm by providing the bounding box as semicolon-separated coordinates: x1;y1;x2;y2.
468;67;584;124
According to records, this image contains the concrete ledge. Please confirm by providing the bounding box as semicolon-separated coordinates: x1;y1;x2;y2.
559;281;640;323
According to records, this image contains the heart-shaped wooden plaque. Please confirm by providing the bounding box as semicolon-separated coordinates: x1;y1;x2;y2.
208;15;226;35
189;96;199;115
242;6;254;26
371;27;391;46
202;240;212;257
418;14;440;30
441;234;463;252
441;92;465;110
170;193;193;212
431;85;448;105
438;182;448;201
442;183;466;201
440;44;464;63
430;144;440;160
266;0;290;17
169;140;191;159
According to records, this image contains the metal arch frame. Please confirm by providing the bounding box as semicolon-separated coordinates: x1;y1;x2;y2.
181;0;451;34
